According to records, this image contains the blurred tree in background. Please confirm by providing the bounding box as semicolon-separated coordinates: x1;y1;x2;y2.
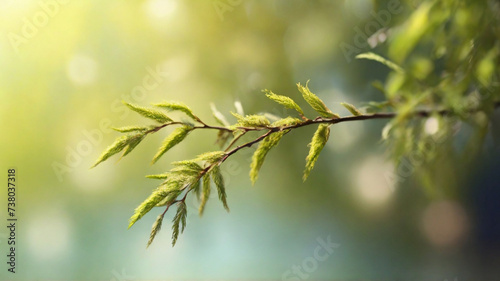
94;0;500;252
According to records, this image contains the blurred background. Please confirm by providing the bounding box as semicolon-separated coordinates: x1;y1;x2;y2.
1;0;499;280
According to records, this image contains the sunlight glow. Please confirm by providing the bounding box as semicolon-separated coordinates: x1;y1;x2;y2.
66;54;98;86
144;0;178;20
421;200;469;248
27;207;73;260
424;117;439;135
352;156;395;207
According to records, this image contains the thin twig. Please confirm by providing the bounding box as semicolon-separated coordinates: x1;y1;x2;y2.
159;101;500;217
224;131;245;151
224;130;273;159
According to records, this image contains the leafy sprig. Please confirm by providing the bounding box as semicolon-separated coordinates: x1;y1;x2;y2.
92;78;498;247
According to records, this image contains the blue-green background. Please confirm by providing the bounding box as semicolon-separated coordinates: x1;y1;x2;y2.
1;0;499;280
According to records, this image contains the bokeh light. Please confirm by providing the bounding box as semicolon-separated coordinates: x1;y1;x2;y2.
421;200;469;248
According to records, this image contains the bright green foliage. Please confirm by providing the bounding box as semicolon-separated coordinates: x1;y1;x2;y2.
355;52;404;74
195;151;226;163
171;201;187;246
211;165;229;212
388;1;435;64
155;183;182;207
170;160;203;175
154;101;200;122
340;102;362;116
191;178;201;200
128;186;179;229
123;102;172;123
297;82;340;119
121;134;145;157
250;130;287;184
198;173;211;215
112;126;150;133
152;126;193;163
147;214;164;248
145;173;169;180
368;0;500;193
476;48;497;86
91;135;132;168
231;112;270;127
303;124;331;181
271;117;302;127
264;89;304;116
92;0;500;249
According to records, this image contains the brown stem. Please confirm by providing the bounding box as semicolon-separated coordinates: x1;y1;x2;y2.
224;131;245;152
195;124;233;132
224;130;273;159
219;101;500;164
161;100;500;220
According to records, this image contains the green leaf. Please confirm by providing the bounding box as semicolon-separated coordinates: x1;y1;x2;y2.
210;103;230;126
147;213;164;248
154;188;182;207
152;126;193;164
123;102;172;123
271;116;302;127
170;160;203;176
171;201;187;246
263;89;304;115
388;1;435;63
112;126;150;133
231;112;270;127
128;186;179;229
297;82;340;118
145;173;169;180
121;133;145;157
340;102;363;116
91;135;130;168
198;173;211;216
195;151;226;163
171;160;202;169
154;101;200;122
211;165;229;212
191;178;201;200
250;131;287;184
303;124;331;181
355;52;404;74
476;49;497;86
163;172;193;186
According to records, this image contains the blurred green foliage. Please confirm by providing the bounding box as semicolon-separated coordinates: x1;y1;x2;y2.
93;0;500;248
374;0;500;197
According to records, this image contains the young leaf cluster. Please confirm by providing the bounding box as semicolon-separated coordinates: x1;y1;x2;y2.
91;83;369;247
91;0;500;249
91;74;497;247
